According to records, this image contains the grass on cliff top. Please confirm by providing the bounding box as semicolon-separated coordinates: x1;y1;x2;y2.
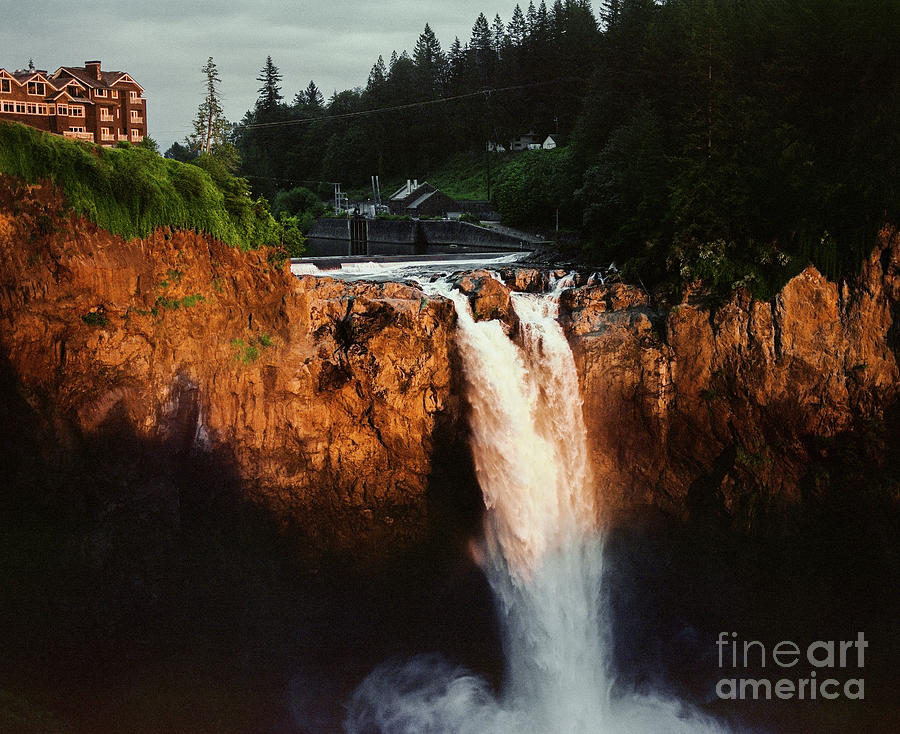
0;121;280;250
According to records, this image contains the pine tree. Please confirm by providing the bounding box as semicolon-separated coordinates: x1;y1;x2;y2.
600;0;622;30
508;5;527;47
447;37;468;93
551;0;566;39
536;1;550;39
255;55;283;113
296;80;324;110
188;56;230;154
491;14;506;56
470;13;493;54
413;23;446;97
526;1;538;35
367;55;388;91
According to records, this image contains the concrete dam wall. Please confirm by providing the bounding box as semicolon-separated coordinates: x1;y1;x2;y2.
307;217;530;256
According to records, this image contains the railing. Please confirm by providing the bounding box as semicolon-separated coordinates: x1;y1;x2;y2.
62;131;94;142
130;116;143;124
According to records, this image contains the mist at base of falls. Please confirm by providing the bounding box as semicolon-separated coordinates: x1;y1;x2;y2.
340;278;737;734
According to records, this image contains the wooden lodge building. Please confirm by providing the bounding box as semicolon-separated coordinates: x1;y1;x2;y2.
0;60;146;145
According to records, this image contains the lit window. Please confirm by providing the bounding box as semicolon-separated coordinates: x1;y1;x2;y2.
110;89;118;98
0;79;10;93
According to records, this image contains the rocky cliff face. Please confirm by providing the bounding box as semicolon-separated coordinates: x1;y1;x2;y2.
558;234;900;522
2;175;898;558
0;177;465;558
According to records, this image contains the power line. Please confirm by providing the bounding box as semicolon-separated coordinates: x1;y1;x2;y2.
242;173;339;186
241;76;588;132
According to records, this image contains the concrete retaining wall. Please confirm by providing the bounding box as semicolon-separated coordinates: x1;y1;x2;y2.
307;217;529;256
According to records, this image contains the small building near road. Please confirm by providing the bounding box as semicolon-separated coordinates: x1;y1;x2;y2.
388;179;460;218
509;132;541;151
405;188;458;218
543;133;562;150
388;179;435;214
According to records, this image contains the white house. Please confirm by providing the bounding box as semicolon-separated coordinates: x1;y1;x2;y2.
543;134;562;150
509;132;540;151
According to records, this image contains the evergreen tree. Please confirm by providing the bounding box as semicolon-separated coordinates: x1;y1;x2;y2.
255;55;283;113
491;14;506;56
508;5;527;47
188;56;230;154
413;23;446;97
298;80;324;110
470;12;495;87
551;0;566;39
470;13;493;54
367;55;388;91
536;1;550;40
526;1;538;35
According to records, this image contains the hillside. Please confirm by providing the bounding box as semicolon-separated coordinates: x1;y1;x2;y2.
0;121;281;250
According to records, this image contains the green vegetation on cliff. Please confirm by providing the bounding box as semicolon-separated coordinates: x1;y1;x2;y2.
0;121;283;250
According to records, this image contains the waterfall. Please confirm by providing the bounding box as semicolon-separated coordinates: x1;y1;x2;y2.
344;278;732;734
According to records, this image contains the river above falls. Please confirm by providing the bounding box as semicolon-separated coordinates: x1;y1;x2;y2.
291;252;529;282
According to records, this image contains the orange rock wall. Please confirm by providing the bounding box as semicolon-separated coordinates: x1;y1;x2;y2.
0;178;462;555
2;174;897;551
561;232;899;521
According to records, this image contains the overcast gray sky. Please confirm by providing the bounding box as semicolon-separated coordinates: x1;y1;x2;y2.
3;1;598;150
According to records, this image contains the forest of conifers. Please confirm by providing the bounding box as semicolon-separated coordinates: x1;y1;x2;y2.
233;0;899;294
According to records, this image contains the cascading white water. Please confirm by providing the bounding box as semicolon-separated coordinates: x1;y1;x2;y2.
344;276;732;734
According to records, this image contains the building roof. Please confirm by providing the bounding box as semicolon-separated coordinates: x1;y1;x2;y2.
407;190;438;209
10;70;55;87
390;181;433;202
52;65;144;92
545;133;562;144
48;90;94;104
389;184;410;200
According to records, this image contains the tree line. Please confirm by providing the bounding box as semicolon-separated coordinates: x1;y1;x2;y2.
171;0;899;296
232;1;600;200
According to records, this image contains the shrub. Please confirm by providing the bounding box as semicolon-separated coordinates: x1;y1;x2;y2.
0;121;279;250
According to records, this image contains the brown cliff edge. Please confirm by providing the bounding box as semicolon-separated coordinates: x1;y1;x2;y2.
1;175;898;561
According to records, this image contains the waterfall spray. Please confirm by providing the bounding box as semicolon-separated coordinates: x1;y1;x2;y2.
344;276;733;734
